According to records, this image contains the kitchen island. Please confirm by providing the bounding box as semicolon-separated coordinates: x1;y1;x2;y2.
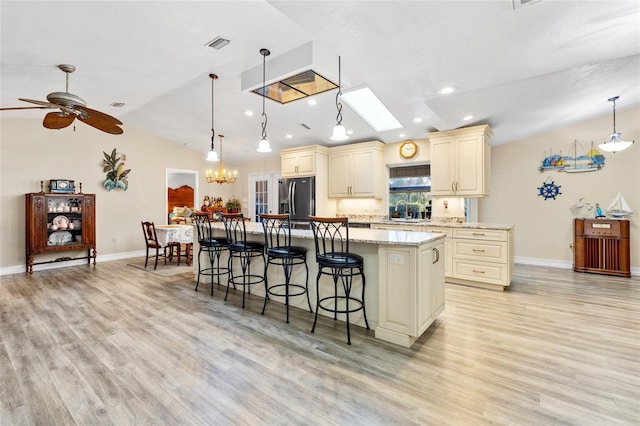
193;222;446;347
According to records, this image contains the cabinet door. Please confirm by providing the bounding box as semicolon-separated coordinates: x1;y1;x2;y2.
430;140;455;195
82;195;96;246
456;135;485;195
350;150;376;196
328;152;350;197
281;154;300;177
296;153;315;175
432;241;445;316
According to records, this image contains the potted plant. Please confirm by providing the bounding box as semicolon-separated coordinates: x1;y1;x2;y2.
226;196;241;213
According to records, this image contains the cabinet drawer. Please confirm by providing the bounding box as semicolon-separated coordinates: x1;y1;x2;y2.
453;240;507;262
453;228;507;241
453;259;507;285
422;227;451;238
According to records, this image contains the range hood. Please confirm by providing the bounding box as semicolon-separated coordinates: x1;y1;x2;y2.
241;42;338;104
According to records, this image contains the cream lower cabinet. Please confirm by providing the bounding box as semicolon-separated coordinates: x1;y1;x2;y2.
429;124;492;197
450;228;514;291
422;227;452;277
328;141;384;198
376;239;445;347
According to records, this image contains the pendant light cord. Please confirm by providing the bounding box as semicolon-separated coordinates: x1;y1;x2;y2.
261;49;269;141
335;56;343;125
611;97;616;133
211;74;216;151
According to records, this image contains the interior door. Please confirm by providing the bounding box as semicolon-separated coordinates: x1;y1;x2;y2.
248;172;280;222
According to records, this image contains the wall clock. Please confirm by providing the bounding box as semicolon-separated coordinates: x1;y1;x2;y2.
400;141;418;159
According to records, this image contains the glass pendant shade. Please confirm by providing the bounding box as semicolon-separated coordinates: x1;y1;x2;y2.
330;124;348;141
257;138;272;153
206;149;219;162
598;133;634;153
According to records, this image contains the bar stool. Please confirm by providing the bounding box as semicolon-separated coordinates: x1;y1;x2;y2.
260;214;311;323
192;212;229;295
221;213;266;309
309;216;370;345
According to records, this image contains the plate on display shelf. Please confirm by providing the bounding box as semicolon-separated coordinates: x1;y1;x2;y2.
48;231;73;246
52;215;71;229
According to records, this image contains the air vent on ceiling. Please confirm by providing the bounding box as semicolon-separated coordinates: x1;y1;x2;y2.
205;36;231;50
512;0;541;9
109;102;125;108
300;123;311;130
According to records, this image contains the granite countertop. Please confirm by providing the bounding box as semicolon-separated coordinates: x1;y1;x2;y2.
361;219;515;231
209;222;445;246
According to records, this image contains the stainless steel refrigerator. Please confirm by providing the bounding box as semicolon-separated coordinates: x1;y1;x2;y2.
278;176;315;228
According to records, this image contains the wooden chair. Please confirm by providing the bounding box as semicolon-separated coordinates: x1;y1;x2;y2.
141;221;176;270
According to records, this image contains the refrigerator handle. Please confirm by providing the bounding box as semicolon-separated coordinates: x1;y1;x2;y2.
288;181;294;215
291;182;297;215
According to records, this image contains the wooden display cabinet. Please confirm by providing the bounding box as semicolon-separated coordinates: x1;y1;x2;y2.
25;192;96;274
574;218;630;277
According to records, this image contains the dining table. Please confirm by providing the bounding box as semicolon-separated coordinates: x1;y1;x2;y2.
155;224;193;266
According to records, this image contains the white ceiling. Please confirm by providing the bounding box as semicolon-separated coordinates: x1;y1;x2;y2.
1;1;639;164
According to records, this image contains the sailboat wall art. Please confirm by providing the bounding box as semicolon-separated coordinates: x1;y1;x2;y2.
606;192;633;218
539;140;605;173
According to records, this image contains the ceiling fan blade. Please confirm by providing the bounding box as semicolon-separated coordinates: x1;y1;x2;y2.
19;98;63;109
0;106;50;111
75;105;123;125
77;114;124;135
43;112;76;130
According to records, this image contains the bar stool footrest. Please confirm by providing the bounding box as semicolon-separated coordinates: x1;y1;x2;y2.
317;295;365;315
266;283;307;299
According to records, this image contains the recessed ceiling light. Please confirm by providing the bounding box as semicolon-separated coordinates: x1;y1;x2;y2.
346;130;354;135
438;86;456;95
245;110;253;117
412;117;422;123
399;133;406;138
340;86;403;132
286;134;293;139
308;99;317;106
463;115;474;121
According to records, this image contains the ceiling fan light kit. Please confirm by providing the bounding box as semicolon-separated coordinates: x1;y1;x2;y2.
598;96;634;153
2;64;123;135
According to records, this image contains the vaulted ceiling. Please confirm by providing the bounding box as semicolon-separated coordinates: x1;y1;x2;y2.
1;1;639;164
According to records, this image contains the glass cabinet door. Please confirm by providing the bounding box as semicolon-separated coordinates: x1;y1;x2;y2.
45;195;84;247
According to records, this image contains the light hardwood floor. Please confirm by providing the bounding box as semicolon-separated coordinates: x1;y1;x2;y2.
1;259;638;425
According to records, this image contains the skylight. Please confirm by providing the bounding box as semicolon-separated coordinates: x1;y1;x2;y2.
252;70;337;104
340;87;403;132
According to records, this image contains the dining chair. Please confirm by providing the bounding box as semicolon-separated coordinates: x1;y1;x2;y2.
141;221;176;270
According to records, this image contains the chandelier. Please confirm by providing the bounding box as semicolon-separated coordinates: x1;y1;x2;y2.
205;134;237;184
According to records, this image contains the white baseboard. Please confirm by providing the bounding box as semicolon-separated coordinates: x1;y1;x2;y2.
0;250;146;276
515;256;639;277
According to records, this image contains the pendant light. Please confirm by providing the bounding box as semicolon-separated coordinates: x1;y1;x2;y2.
205;73;219;162
330;55;348;141
598;96;634;153
257;48;272;153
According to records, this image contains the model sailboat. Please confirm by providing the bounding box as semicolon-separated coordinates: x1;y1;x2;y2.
606;192;633;218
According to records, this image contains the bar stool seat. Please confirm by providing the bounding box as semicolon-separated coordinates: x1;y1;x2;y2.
260;214;311;323
221;213;266;309
193;212;230;295
309;216;370;345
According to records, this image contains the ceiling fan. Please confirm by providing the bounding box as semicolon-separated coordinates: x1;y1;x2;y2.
0;64;124;135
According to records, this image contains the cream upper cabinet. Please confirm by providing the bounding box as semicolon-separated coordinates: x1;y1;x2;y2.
328;141;385;198
429;125;492;197
280;145;328;177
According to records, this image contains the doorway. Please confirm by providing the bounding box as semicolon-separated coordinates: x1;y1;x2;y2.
248;172;280;222
166;168;198;224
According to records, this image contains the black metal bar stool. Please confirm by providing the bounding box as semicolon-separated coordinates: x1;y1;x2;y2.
309;216;370;345
221;213;266;309
192;212;229;295
260;214;311;323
